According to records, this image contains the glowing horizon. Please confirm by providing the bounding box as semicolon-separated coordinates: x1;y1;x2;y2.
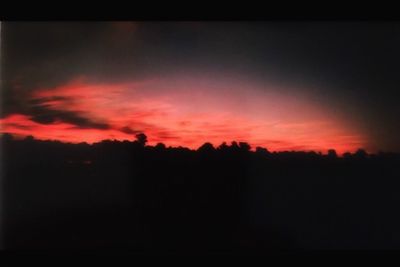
0;76;369;154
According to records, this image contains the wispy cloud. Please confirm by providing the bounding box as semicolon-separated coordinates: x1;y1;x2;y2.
0;78;368;153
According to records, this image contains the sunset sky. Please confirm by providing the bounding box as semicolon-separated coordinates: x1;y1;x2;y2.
2;22;400;153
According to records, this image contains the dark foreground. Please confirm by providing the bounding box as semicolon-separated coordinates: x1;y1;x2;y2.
2;134;400;252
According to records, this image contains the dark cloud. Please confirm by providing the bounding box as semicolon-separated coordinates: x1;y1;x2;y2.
28;96;72;106
120;126;141;135
29;104;110;130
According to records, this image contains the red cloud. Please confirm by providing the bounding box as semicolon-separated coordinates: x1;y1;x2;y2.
0;78;369;154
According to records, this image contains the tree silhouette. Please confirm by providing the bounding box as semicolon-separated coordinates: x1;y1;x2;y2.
239;142;251;152
135;133;148;146
198;142;215;153
1;133;13;142
217;142;229;151
2;132;399;251
355;148;367;159
24;135;35;141
327;149;338;159
155;142;166;150
256;146;270;155
230;141;240;151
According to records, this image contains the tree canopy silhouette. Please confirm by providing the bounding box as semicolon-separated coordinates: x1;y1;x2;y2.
2;132;400;251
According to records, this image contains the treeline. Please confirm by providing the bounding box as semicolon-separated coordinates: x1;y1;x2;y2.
2;132;398;161
2;133;400;251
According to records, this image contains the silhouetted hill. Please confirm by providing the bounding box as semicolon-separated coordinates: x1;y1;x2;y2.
2;133;400;252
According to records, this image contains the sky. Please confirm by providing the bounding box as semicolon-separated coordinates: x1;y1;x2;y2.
1;21;400;154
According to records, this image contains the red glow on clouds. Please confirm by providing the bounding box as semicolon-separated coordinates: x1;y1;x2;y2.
0;77;368;154
0;114;135;143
